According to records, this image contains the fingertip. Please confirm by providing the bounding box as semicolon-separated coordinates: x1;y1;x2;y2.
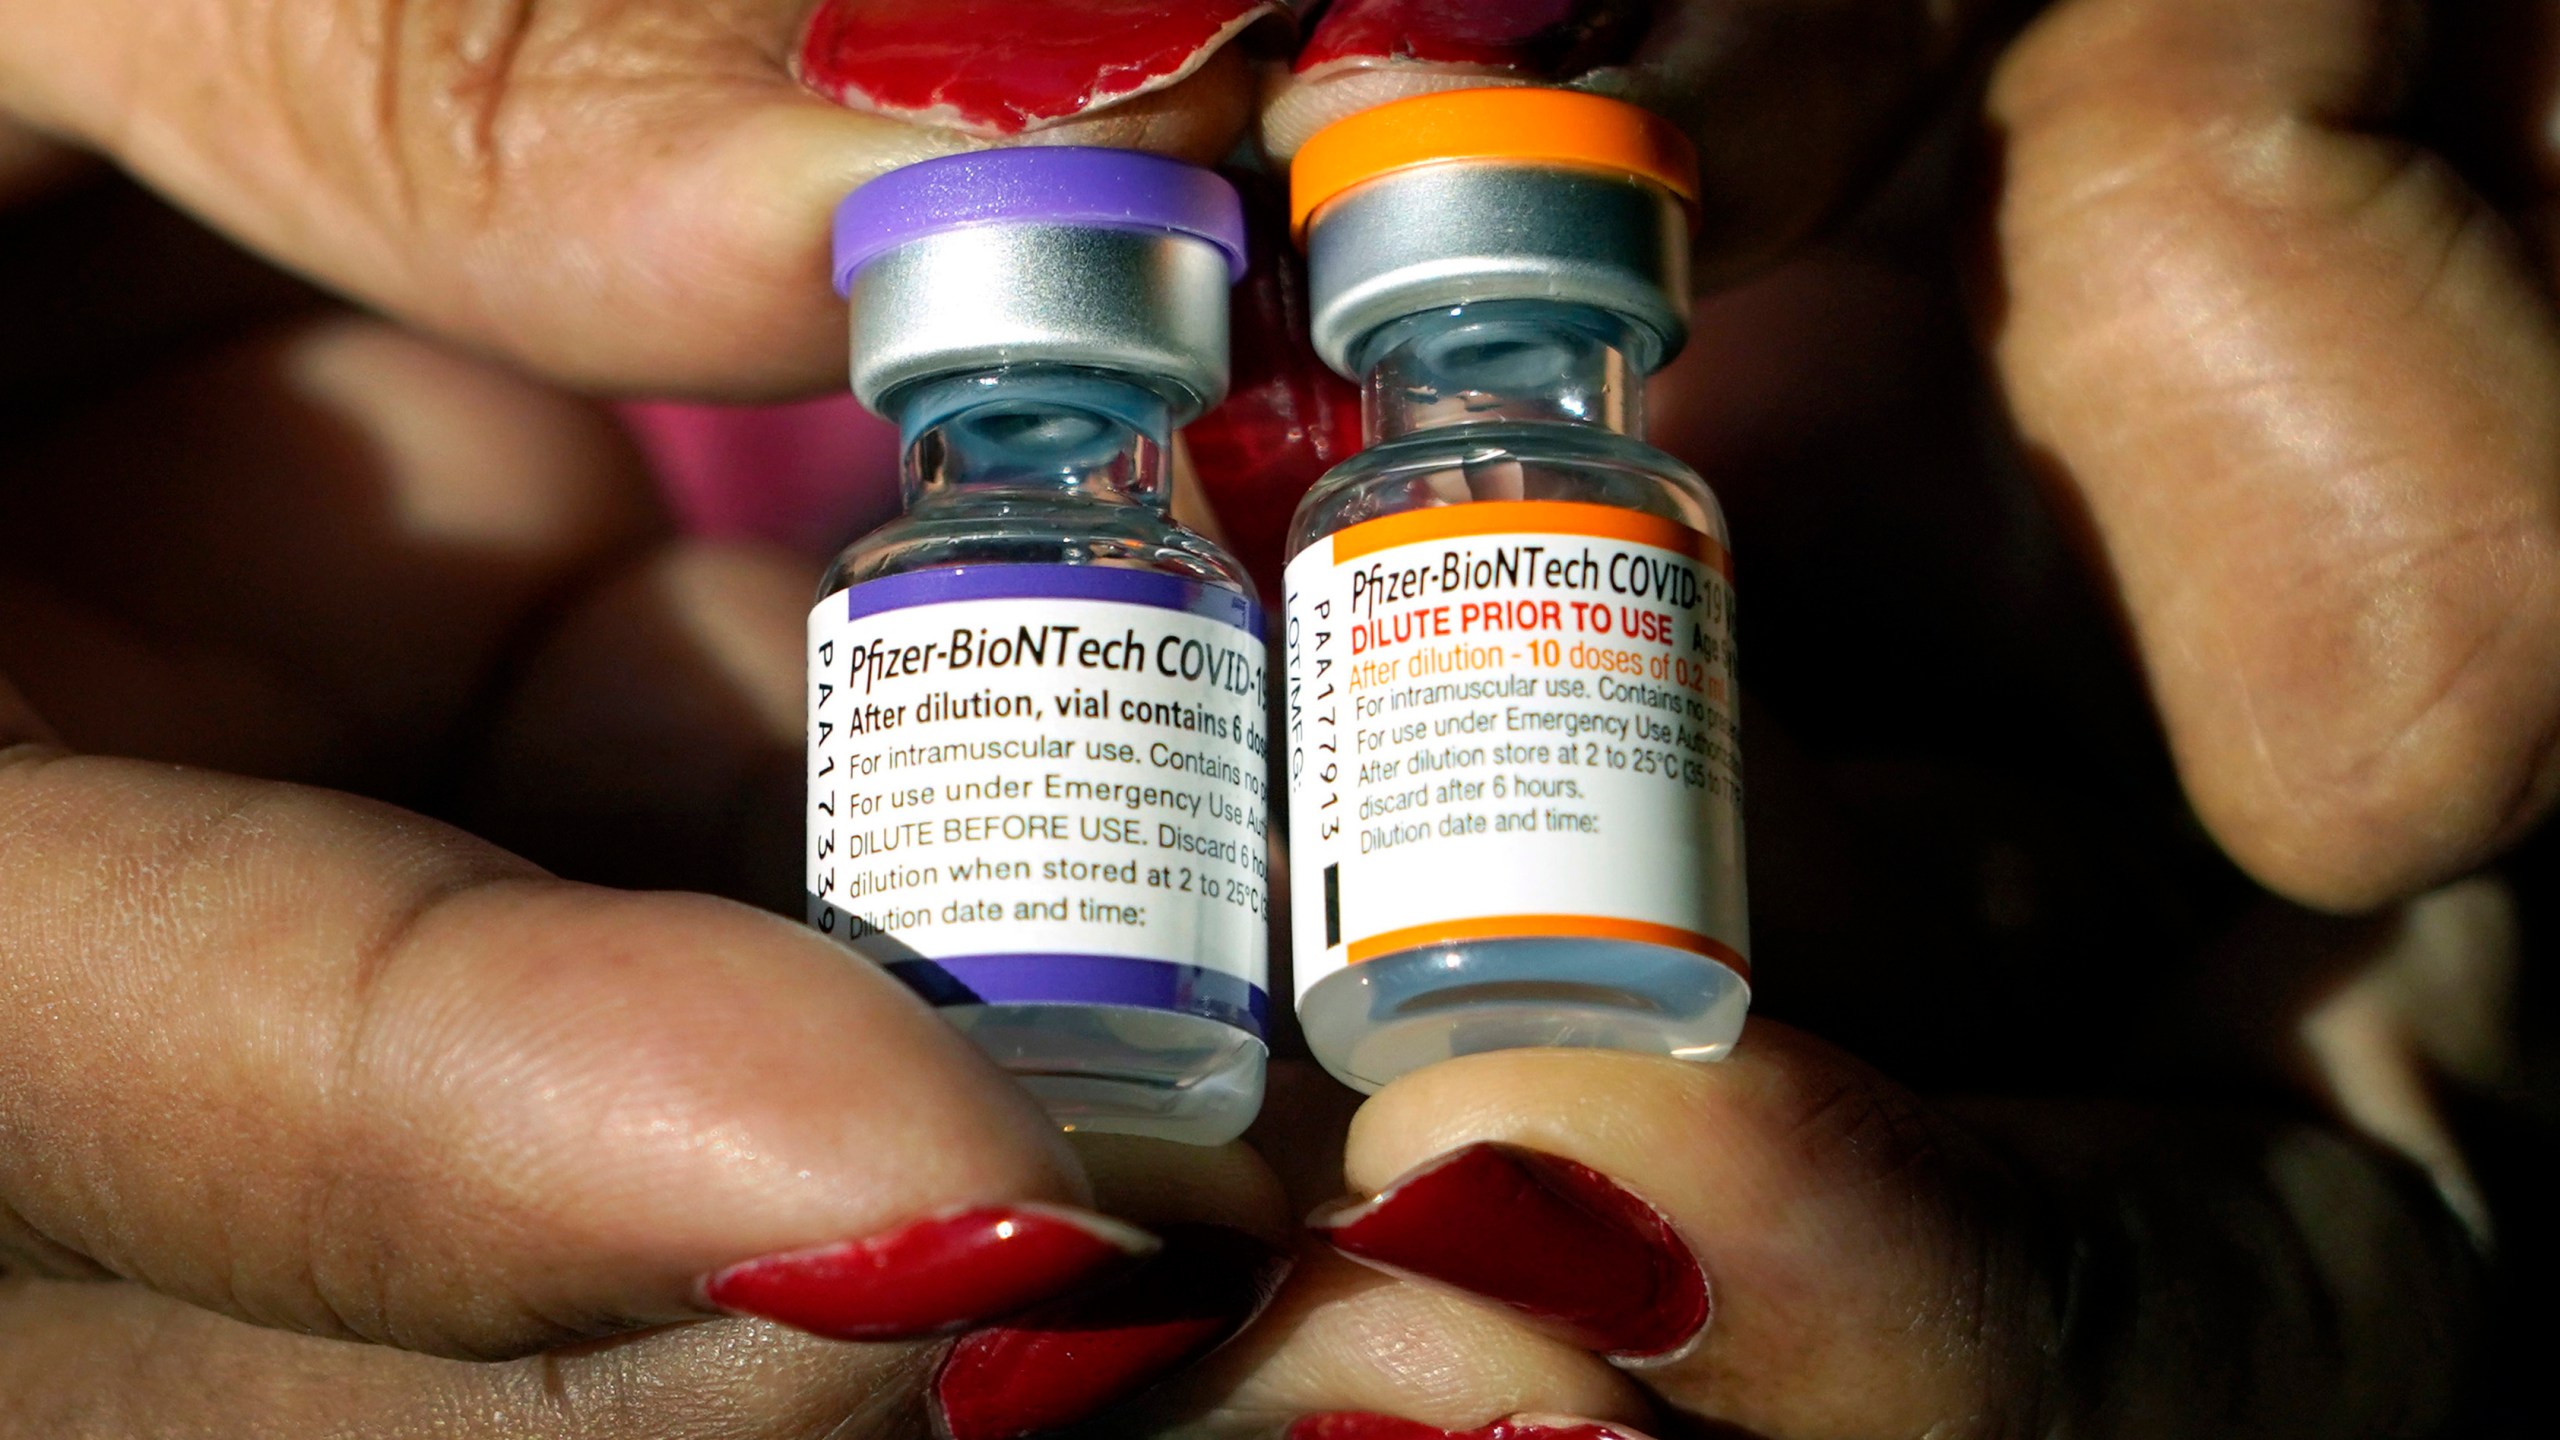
1259;68;1541;163
1323;1034;2052;1432
1982;0;2560;914
1131;1244;1650;1433
1341;1026;1944;1204
342;882;1096;1346
1020;39;1261;166
1341;1047;1727;1195
513;39;1261;398
528;99;961;397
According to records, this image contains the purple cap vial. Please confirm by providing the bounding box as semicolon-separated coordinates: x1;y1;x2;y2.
832;148;1249;422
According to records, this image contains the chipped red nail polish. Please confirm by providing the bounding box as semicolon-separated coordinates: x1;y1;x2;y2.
1310;1143;1708;1361
700;1204;1156;1341
799;0;1282;135
1183;169;1363;598
1294;0;1651;78
933;1223;1290;1440
1289;1414;1657;1440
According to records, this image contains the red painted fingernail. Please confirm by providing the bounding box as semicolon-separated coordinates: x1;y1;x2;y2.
700;1204;1156;1341
798;0;1284;136
1183;169;1363;599
1289;1415;1658;1440
1310;1143;1707;1361
933;1223;1291;1440
1295;0;1651;78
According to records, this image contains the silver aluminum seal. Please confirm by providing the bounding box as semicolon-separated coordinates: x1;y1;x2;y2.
849;225;1233;424
1306;164;1692;378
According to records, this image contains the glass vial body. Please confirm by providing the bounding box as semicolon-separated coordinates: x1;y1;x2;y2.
812;367;1269;1144
1285;302;1749;1094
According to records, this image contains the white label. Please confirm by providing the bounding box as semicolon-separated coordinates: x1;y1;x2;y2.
808;567;1270;1035
1284;502;1746;1004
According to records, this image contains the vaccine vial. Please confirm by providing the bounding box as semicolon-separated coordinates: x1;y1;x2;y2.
1283;90;1749;1093
809;150;1270;1144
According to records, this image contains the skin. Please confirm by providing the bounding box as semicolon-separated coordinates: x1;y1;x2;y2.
0;0;2549;1435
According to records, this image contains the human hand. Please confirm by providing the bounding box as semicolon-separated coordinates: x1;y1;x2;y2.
0;252;1337;1439
1125;2;2547;1435
7;2;2552;1437
1264;0;2560;917
0;7;1640;1434
0;8;1304;1434
14;0;2554;901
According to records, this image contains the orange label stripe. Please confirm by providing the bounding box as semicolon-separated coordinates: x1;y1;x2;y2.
1347;915;1750;981
1328;501;1731;580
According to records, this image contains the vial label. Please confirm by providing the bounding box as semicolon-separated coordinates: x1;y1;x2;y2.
808;567;1271;1037
1284;502;1746;1003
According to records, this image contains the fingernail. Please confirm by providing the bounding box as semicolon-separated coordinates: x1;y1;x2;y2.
1295;0;1651;79
1289;1415;1658;1440
1310;1143;1707;1362
799;0;1284;136
933;1223;1291;1440
1183;170;1363;599
700;1204;1157;1341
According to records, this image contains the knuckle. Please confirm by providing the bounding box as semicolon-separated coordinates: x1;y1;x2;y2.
362;1;772;222
366;0;548;222
1989;0;2434;241
1994;0;2425;137
1767;1064;2072;1440
2202;532;2560;910
1770;1048;1966;1202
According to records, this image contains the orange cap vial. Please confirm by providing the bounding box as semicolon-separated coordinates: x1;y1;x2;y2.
1289;86;1701;239
1285;88;1702;376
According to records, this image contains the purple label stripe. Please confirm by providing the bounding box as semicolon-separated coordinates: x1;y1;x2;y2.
885;954;1268;1037
843;565;1262;634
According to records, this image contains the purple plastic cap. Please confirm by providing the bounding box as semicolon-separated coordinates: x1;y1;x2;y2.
833;148;1250;297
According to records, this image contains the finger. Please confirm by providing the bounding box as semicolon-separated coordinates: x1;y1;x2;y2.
1278;1418;1657;1440
0;174;324;412
1050;1085;1649;1440
0;314;665;788
0;0;1268;396
1261;0;2014;280
0;728;1132;1359
0;114;86;208
0;1138;1301;1439
2148;877;2522;1245
452;538;811;910
0;1273;918;1439
1105;1246;1651;1440
925;1135;1304;1440
1324;1027;2478;1437
1980;0;2560;909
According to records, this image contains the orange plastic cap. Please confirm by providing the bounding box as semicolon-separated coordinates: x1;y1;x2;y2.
1290;87;1700;240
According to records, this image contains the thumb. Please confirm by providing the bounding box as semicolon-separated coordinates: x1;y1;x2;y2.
0;742;1135;1360
0;0;1280;397
1322;1029;2479;1437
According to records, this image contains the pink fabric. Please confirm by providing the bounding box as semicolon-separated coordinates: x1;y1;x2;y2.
621;395;904;554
